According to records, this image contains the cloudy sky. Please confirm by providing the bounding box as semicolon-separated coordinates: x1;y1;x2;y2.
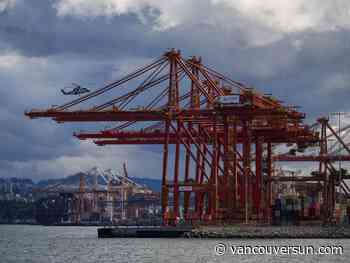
1;0;350;180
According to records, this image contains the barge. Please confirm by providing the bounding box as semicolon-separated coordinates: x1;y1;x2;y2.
98;226;193;238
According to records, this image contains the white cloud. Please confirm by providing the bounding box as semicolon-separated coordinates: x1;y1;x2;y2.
54;0;350;33
0;52;47;69
0;0;16;13
214;0;350;32
54;0;195;30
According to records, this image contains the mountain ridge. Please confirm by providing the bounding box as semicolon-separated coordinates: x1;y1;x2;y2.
0;166;162;194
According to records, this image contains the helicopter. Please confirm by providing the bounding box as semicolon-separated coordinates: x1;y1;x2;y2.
61;83;90;95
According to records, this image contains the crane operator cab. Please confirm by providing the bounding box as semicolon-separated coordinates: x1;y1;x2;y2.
213;94;250;108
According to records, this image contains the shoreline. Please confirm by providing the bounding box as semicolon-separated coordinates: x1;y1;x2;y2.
96;225;350;239
3;223;350;239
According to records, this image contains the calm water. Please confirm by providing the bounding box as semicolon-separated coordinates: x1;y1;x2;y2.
0;225;349;263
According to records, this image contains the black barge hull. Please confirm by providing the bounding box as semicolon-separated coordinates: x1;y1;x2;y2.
98;226;192;238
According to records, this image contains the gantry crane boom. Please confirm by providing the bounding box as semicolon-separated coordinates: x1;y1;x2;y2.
29;49;349;224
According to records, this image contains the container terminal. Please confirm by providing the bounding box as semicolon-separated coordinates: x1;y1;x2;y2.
33;165;161;226
25;49;350;237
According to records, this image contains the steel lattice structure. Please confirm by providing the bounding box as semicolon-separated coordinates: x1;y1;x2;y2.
26;49;350;225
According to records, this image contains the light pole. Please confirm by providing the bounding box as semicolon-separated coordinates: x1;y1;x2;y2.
330;112;348;187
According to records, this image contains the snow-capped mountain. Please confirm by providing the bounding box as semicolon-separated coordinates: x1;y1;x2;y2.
35;166;160;192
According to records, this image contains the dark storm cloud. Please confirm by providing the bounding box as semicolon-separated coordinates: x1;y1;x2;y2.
0;0;350;179
239;29;350;118
0;0;162;58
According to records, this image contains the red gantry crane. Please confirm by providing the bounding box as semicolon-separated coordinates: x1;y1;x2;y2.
28;49;348;225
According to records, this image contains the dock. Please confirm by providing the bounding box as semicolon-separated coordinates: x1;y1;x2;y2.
98;225;350;239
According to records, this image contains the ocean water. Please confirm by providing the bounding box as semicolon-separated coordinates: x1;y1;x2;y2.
0;225;349;263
